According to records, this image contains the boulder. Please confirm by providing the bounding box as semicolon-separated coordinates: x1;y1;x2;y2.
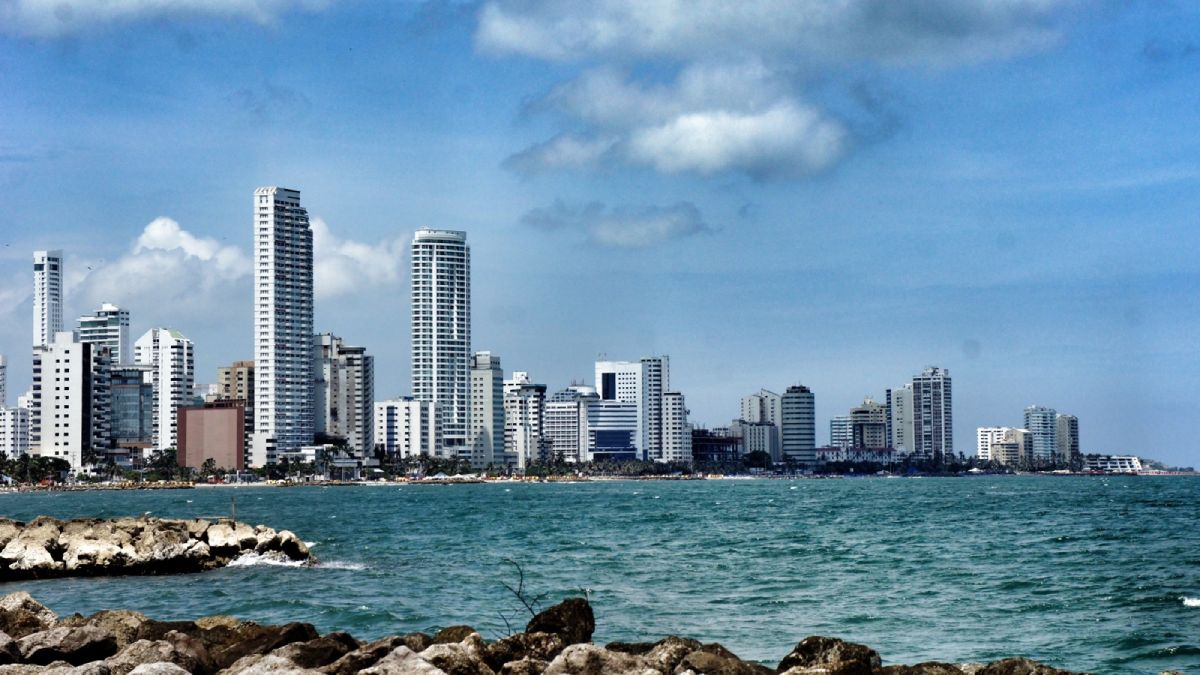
605;642;656;656
419;634;493;675
270;633;360;669
224;653;324;673
675;649;773;675
41;661;112;674
186;519;211;539
542;644;659;675
276;531;311;561
18;626;119;666
211;622;319;669
881;664;969;674
61;610;149;649
104;636;214;675
525;599;594;646
204;521;258;553
0;592;58;638
360;646;447;674
644;636;702;672
430;626;477;645
484;632;564;670
977;658;1082;675
129;664;191;675
500;658;548;675
0;632;19;665
320;635;429;674
777;636;881;675
0;518;64;574
0;520;23;549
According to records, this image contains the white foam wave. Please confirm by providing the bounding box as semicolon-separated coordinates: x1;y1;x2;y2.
318;560;367;571
227;551;307;568
1183;597;1200;608
304;541;318;548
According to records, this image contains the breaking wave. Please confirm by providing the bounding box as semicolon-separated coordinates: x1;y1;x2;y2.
227;551;307;568
1183;597;1200;608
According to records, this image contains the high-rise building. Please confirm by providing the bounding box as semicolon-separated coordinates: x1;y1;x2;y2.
33;250;64;348
829;415;851;449
850;396;888;449
586;399;639;463
31;331;110;468
135;328;194;451
215;360;255;462
0;354;6;407
1056;413;1079;466
1023;405;1058;464
469;352;505;468
740;389;782;426
313;334;375;455
641;356;669;459
544;384;595;464
253;187;315;466
0;406;30;459
78;303;131;365
739;421;781;462
661;391;690;463
375;397;440;458
886;384;914;455
595;356;671;460
110;364;154;464
912;367;953;462
411;228;471;457
976;426;1014;462
781;384;816;464
504;372;547;470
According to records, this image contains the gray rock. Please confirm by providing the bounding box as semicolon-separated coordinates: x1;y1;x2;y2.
881;663;969;674
60;610;149;649
360;647;447;674
0;520;22;550
0;593;58;638
543;644;659;675
320;635;428;675
430;626;477;645
484;632;564;670
976;658;1085;675
18;626;119;666
0;633;18;665
776;636;881;675
419;634;493;675
205;521;258;552
499;657;548;675
224;653;323;673
525;599;594;646
675;649;773;674
129;664;191;675
270;633;360;669
644;636;702;672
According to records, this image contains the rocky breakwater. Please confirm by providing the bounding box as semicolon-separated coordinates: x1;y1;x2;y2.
0;516;313;580
0;593;1121;675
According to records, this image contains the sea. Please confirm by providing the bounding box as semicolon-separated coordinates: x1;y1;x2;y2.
2;476;1198;673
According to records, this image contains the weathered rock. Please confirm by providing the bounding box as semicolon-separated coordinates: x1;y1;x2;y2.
644;636;703;672
211;622;319;669
485;632;565;670
224;653;324;673
881;663;969;674
543;644;658;675
205;521;258;552
977;658;1083;675
276;531;310;561
18;626;119;666
104;635;215;675
675;648;774;675
128;664;191;675
0;632;19;665
320;635;430;675
42;661;113;675
776;636;881;675
419;633;493;675
0;592;58;638
360;646;447;675
500;657;549;675
0;520;23;550
0;518;64;574
430;626;477;645
526;598;594;646
605;642;656;655
61;610;149;649
270;633;360;669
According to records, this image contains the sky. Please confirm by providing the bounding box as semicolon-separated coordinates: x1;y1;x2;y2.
1;1;1198;466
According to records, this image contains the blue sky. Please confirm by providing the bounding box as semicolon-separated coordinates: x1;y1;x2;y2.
1;1;1198;465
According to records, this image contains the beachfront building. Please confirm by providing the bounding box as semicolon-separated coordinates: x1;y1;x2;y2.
829;415;851;450
253;186;315;467
78;303;131;365
134;328;194;451
504;372;547;470
544;385;595;464
661;391;690;463
850;396;888;449
33;250;64;349
887;384;914;456
313;334;374;455
469;351;505;468
375;397;440;458
0;406;30;459
781;384;816;465
1023;406;1058;465
1056;414;1079;466
912;367;953;462
177;400;245;471
739;420;781;462
595;356;672;461
31;331;111;468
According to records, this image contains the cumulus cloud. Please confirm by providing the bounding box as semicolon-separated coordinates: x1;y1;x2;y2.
522;200;712;248
482;0;1071;180
0;0;331;38
310;218;407;300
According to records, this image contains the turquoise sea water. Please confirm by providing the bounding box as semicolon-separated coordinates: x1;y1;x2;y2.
1;476;1198;673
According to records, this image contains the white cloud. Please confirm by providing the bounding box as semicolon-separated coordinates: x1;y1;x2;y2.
522;200;712;248
310;218;407;300
0;0;331;38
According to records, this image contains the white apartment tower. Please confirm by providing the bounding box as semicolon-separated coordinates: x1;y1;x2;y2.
504;372;547;470
0;406;30;459
912;367;953;462
595;356;671;461
1023;405;1058;464
411;228;471;457
135;328;194;451
781;384;816;464
661;391;691;463
313;334;375;455
544;385;596;464
375;398;440;458
0;354;6;406
253;187;315;466
740;389;782;427
31;332;110;468
887;384;914;456
976;426;1016;462
78;303;131;365
469;352;505;468
33;250;64;348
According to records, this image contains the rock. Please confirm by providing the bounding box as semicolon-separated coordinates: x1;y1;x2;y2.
0;592;58;638
104;635;214;675
270;633;360;669
525;598;594;646
881;664;969;674
485;632;565;670
205;521;258;553
129;664;191;675
644;636;702;672
776;636;881;675
360;646;447;675
0;518;64;575
0;632;19;665
61;610;149;649
419;633;493;675
977;658;1082;675
18;626;119;666
224;653;324;673
605;642;656;655
675;649;773;675
0;520;24;550
499;657;549;675
212;622;319;670
42;661;112;674
543;644;659;675
430;626;477;645
321;635;430;674
276;531;311;561
186;519;211;539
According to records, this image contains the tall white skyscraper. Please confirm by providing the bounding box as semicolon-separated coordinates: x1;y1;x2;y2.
504;371;547;470
887;384;914;455
781;384;816;464
31;331;110;467
411;228;471;457
912;366;953;462
313;333;374;455
78;303;131;365
0;354;6;407
595;356;671;460
135;328;194;452
661;391;690;463
1023;405;1057;464
33;250;64;348
253;187;315;466
469;351;505;468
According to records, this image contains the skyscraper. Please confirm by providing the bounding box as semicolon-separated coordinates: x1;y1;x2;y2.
849;396;888;448
469;351;505;468
1056;413;1079;466
829;415;851;449
411;228;471;457
313;334;374;455
135;328;194;451
504;371;547;470
912;367;953;462
33;250;64;348
0;354;6;407
886;384;914;455
661;391;690;463
253;187;314;466
781;384;815;464
1023;405;1057;465
78;303;131;365
31;331;110;468
595;356;671;460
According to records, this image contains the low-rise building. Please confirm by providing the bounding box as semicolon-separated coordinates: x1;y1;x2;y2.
1083;455;1142;473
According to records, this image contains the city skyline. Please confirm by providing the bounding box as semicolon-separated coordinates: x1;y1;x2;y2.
1;2;1198;465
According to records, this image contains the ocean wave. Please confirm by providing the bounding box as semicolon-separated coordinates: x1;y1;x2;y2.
1183;597;1200;608
227;551;308;568
317;560;368;571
